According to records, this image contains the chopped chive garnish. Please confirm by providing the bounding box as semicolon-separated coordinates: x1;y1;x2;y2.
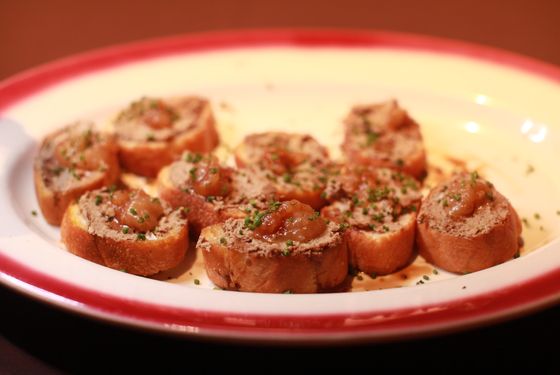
122;226;129;234
470;171;479;185
129;207;137;215
136;233;146;241
194;279;200;285
95;195;103;206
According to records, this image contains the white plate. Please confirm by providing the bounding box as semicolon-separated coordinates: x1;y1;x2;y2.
1;29;559;343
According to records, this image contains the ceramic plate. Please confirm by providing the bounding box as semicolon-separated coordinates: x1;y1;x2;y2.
1;29;559;343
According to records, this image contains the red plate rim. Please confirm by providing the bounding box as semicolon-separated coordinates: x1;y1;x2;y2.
1;28;560;342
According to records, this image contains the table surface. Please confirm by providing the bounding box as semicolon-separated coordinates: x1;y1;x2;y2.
1;0;559;372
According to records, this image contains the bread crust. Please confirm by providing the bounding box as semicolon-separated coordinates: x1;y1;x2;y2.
416;173;522;273
33;122;120;225
114;96;219;177
342;100;427;179
60;189;189;276
198;219;348;293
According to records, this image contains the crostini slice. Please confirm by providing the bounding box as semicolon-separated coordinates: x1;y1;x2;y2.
61;187;189;276
322;166;422;275
157;152;277;234
342;100;427;180
234;132;335;209
416;172;522;274
113;96;219;177
197;200;348;293
34;121;120;225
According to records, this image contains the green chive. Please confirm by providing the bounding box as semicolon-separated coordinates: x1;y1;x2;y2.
365;131;379;146
129;207;137;215
194;279;200;285
192;153;203;163
122;226;129;234
470;171;479;185
136;233;146;241
95;195;102;206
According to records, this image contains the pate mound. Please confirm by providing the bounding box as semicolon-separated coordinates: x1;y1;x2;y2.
416;172;522;274
34;121;120;226
61;187;188;276
321;166;422;275
234;132;334;209
157;152;276;234
342;99;427;180
197;201;348;293
114;96;219;177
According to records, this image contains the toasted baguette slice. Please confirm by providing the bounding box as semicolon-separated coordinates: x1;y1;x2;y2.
34;121;120;225
61;187;188;276
323;201;417;275
342;100;427;180
234;132;333;209
197;201;348;293
157;152;277;234
114;96;219;177
321;166;422;275
416;172;522;274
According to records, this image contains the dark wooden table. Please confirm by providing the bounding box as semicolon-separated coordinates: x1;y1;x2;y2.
1;0;559;372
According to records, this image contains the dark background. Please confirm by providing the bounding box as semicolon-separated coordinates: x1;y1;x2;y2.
1;0;559;373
